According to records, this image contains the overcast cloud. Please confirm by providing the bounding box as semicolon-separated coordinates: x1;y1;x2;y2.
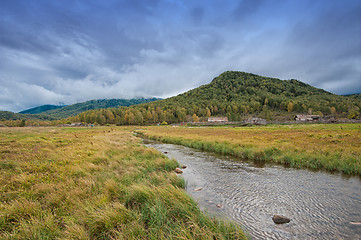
0;0;360;112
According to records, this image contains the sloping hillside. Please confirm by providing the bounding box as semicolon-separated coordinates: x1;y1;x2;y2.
2;98;161;121
0;111;56;121
144;71;358;119
19;105;65;114
73;71;361;125
164;71;336;113
38;98;161;119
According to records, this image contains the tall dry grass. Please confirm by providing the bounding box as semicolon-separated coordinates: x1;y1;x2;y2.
0;127;246;239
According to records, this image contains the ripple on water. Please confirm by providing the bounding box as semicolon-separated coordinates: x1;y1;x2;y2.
146;142;361;240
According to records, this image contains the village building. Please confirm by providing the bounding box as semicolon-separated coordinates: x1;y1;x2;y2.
208;117;228;122
294;115;320;122
59;122;91;127
244;117;267;125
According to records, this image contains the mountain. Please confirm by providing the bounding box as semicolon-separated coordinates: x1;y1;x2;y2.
2;72;360;125
41;98;161;119
140;70;355;119
74;71;361;125
19;105;65;114
0;111;56;121
1;98;161;122
163;71;335;111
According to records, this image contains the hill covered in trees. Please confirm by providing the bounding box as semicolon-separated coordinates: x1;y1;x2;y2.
1;98;161;122
0;111;56;122
72;71;361;125
34;98;161;119
19;105;65;114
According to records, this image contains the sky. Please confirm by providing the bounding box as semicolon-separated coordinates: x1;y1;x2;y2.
0;0;360;112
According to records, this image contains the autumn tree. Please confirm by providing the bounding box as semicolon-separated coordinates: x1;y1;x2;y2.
127;111;135;125
205;107;211;117
135;111;144;125
105;109;115;123
330;106;336;115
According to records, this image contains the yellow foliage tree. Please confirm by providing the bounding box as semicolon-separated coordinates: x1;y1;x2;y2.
192;114;199;122
330;107;336;115
206;107;211;117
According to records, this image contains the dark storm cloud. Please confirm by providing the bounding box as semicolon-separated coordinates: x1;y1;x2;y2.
0;0;360;112
218;0;361;95
276;0;361;94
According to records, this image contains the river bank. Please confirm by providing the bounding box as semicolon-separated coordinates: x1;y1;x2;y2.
0;127;246;239
138;124;361;175
145;141;361;239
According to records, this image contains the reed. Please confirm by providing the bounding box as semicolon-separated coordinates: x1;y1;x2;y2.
0;127;246;239
139;124;361;175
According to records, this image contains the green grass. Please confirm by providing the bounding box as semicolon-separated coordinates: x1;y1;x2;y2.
0;127;246;239
139;124;361;175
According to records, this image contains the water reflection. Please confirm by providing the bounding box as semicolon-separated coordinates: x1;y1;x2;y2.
145;141;361;240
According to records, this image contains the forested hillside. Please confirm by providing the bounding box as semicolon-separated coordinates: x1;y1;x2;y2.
72;71;361;125
36;98;161;119
1;98;161;122
0;111;56;121
19;105;65;114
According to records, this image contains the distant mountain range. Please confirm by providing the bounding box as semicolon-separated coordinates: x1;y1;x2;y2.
0;98;161;121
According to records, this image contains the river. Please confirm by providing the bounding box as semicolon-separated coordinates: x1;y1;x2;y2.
145;141;361;240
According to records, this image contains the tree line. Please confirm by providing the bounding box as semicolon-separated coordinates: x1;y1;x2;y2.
67;72;360;125
1;71;360;126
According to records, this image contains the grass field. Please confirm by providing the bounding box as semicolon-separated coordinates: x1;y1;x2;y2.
0;127;246;239
139;124;361;175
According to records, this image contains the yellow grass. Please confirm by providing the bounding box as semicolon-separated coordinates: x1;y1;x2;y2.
0;126;246;239
140;124;361;174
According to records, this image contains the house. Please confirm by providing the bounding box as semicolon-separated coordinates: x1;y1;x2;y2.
59;122;90;127
208;117;228;122
295;115;320;122
244;117;267;125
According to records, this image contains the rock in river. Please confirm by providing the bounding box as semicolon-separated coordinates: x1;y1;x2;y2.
175;167;183;174
181;164;187;169
272;215;291;224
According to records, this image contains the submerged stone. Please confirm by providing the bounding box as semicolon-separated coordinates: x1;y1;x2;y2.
272;215;291;224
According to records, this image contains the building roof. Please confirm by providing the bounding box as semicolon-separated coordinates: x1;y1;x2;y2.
208;117;228;122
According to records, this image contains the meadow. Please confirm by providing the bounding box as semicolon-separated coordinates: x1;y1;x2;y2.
139;124;361;175
0;127;246;239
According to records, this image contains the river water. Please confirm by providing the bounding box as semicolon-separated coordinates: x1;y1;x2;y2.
145;141;361;240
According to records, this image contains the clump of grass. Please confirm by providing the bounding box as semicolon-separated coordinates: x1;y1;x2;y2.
140;124;361;175
0;127;246;239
